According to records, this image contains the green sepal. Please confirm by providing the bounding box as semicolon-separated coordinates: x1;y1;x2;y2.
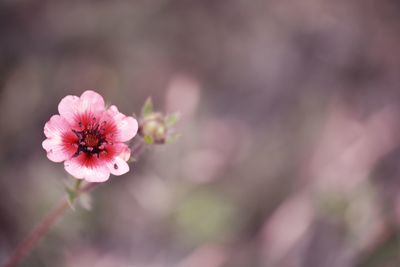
65;180;82;210
141;97;154;117
66;187;77;210
143;135;154;145
166;112;181;127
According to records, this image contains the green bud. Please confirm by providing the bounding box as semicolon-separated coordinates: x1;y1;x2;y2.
139;98;180;145
139;112;167;144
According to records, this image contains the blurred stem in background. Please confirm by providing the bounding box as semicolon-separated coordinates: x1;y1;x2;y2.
3;181;98;267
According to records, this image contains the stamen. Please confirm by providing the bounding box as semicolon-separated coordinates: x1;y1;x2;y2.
72;123;108;157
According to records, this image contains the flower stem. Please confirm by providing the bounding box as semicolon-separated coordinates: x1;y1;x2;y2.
3;182;98;267
4;139;148;267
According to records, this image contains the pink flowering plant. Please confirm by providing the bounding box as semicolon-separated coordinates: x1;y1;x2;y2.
43;90;137;182
4;90;178;267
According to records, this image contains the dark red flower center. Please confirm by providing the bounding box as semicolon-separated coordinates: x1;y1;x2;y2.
72;123;108;157
84;134;100;147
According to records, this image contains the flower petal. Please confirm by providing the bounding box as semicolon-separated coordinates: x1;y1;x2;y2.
43;115;77;162
42;139;68;162
103;144;130;175
64;155;111;182
58;95;80;125
79;90;105;113
44;115;71;138
108;156;130;176
83;166;110;182
120;145;131;161
108;105;138;142
58;91;105;126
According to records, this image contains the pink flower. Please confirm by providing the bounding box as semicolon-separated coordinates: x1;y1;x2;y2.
42;90;138;182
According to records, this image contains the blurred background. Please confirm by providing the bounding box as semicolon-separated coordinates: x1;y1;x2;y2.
1;0;400;266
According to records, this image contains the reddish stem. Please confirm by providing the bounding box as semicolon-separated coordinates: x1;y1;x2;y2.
3;182;98;267
4;139;147;267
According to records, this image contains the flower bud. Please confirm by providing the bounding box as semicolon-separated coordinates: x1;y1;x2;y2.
139;97;180;145
139;112;167;144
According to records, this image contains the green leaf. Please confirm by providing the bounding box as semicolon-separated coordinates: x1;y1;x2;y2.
143;135;154;145
141;97;154;117
166;112;181;127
